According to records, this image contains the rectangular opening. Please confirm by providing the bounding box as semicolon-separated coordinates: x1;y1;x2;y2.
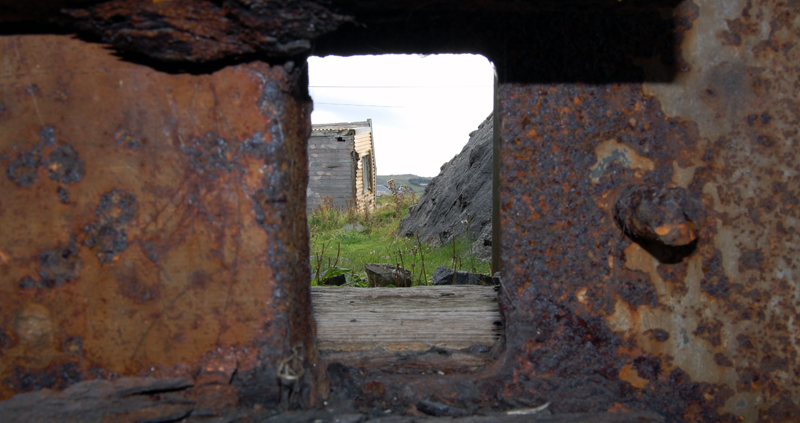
362;154;372;193
306;54;500;368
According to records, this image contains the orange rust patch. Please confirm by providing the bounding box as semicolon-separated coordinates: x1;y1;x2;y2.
619;364;650;389
608;402;631;413
576;287;588;304
590;139;655;183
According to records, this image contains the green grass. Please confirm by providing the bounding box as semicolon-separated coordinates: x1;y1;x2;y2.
309;195;490;287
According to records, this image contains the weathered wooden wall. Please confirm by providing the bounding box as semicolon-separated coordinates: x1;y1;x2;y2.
307;133;355;213
307;122;375;214
353;130;375;214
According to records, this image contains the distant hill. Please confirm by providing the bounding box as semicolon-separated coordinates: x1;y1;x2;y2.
376;174;433;194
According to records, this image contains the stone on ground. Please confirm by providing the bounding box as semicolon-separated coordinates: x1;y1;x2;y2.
365;263;413;287
430;265;497;286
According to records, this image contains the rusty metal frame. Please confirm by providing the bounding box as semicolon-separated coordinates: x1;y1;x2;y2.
1;0;799;421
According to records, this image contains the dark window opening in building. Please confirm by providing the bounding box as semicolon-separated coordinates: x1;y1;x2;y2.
362;154;372;193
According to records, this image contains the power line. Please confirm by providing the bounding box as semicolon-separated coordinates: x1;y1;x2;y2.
315;102;404;108
309;85;491;89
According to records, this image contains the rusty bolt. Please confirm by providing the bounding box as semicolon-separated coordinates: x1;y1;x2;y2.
613;185;699;247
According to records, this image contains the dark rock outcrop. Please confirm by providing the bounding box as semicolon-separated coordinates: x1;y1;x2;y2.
0;377;195;423
365;263;412;287
322;274;347;286
430;265;497;286
398;114;493;259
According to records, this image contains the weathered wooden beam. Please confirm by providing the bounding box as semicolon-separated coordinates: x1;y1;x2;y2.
252;409;665;423
312;286;501;354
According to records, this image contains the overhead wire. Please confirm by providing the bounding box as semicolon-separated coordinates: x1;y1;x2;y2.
309;85;492;88
310;84;491;108
314;102;403;108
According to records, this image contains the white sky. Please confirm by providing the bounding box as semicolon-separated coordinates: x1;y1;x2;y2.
308;54;495;177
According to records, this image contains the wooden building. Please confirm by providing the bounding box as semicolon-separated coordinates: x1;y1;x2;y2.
307;120;377;214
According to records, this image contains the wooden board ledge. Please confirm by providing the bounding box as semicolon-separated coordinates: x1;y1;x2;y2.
311;286;502;357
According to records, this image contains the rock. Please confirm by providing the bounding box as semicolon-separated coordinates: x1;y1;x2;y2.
342;223;367;233
417;399;470;417
469;237;492;263
365;263;412;287
0;377;195;423
398;114;493;258
322;274;346;286
430;265;496;286
262;410;366;423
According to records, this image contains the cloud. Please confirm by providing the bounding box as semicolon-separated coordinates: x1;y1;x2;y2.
309;54;494;177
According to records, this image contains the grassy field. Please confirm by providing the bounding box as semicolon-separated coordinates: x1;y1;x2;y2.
308;192;490;287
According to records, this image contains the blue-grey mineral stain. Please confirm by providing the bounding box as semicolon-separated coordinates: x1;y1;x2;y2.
182;132;233;173
18;276;42;290
6;149;42;187
57;186;70;204
113;128;142;150
97;189;138;225
39;126;56;146
47;144;85;184
84;189;138;264
38;243;82;288
83;224;129;264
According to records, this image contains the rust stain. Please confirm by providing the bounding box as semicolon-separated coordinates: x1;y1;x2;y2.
619;364;650;389
0;35;311;403
0;0;798;420
590;139;655;183
496;71;740;419
61;0;352;62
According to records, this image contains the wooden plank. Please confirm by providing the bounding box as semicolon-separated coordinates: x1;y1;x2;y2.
354;133;372;154
366;412;665;423
308;160;353;166
309;152;353;158
309;161;353;167
307;187;352;195
308;177;352;182
312;177;350;182
319;348;494;371
308;173;352;178
309;145;353;152
251;410;664;423
307;132;358;215
308;190;351;198
312;286;501;353
308;187;352;193
309;153;350;157
308;160;353;167
309;129;355;136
